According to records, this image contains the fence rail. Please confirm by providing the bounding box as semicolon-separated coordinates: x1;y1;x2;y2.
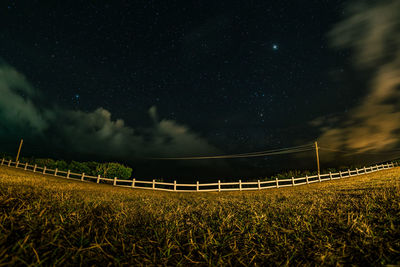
0;158;397;192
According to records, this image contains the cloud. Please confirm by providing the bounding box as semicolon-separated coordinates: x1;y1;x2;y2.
0;61;221;160
56;106;221;159
0;64;48;133
315;0;400;153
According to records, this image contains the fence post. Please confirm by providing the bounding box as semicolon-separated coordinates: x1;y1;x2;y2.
339;171;342;179
67;170;70;178
376;164;378;170
24;162;28;170
363;166;366;173
218;180;221;192
258;180;261;190
16;161;19;168
8;160;11;167
239;180;242;191
196;181;199;192
1;158;4;165
348;169;351;177
43;166;46;174
152;179;155;189
97;175;101;184
356;168;359;175
318;173;321;182
33;164;37;172
174;180;177;191
54;168;58;176
329;172;332;180
81;173;85;181
291;176;295;186
131;178;135;187
306;175;309;184
276;178;279;188
113;177;117;186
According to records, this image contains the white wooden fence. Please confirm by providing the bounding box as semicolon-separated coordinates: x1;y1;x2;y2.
0;158;397;192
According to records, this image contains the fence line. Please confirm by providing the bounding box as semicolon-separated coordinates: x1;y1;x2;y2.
0;158;397;192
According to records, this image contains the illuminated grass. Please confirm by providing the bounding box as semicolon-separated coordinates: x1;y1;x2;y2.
0;166;399;265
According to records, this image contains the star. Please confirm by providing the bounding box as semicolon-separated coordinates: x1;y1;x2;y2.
272;44;278;50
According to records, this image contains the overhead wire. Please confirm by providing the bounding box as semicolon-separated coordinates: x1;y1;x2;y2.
147;142;400;161
149;143;314;160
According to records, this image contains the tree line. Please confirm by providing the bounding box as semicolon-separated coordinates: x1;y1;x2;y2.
1;154;133;180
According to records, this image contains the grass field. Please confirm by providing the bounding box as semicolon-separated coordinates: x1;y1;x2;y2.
0;165;399;266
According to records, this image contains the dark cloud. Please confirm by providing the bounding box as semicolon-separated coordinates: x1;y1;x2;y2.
315;0;400;153
0;64;47;133
0;62;221;160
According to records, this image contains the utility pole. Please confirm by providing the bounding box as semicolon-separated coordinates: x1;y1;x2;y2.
315;141;320;175
16;139;23;162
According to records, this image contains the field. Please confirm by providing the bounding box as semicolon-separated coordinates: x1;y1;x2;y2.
0;165;399;266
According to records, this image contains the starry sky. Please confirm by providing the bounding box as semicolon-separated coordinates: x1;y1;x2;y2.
1;0;400;180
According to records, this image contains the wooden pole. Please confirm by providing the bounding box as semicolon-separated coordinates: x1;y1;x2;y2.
315;141;320;175
16;139;23;162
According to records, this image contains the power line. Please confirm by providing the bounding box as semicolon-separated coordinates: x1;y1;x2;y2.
149;143;314;160
224;143;314;156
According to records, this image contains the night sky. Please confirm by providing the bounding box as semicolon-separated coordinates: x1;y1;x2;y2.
1;0;400;180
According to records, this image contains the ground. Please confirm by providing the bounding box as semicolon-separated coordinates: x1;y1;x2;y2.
0;165;399;265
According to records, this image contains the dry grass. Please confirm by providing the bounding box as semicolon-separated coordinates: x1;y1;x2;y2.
0;165;399;266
